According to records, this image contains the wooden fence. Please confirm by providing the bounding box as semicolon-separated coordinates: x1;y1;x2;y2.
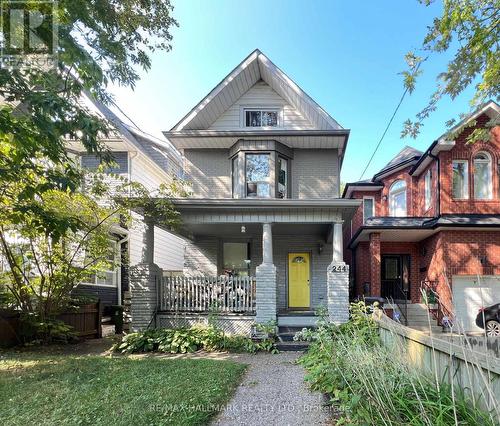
57;302;102;339
159;276;256;314
375;314;500;414
0;302;102;347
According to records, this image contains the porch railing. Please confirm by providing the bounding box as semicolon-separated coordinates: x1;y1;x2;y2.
420;280;454;326
158;276;256;314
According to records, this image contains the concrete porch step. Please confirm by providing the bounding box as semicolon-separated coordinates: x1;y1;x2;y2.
276;340;310;352
277;315;318;327
278;332;300;342
278;325;315;334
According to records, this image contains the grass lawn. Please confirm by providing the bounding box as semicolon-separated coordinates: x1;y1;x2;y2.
0;353;246;425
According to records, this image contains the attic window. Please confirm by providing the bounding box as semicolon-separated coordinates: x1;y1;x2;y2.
245;109;278;127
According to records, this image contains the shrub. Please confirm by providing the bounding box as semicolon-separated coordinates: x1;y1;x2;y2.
18;314;77;345
115;324;274;355
297;302;497;425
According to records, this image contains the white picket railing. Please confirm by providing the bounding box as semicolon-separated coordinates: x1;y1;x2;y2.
159;276;256;314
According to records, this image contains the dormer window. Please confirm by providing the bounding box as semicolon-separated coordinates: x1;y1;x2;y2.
245;109;279;127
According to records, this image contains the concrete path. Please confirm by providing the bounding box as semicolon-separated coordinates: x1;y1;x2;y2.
213;351;333;426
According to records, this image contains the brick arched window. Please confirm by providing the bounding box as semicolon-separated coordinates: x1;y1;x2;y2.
389;179;407;217
473;151;493;199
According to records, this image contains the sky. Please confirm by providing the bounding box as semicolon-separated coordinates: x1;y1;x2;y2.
109;0;476;184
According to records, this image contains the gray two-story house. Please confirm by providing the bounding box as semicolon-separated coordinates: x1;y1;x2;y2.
130;50;360;333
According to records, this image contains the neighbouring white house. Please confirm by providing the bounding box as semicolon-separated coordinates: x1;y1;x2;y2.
129;49;360;334
66;94;186;309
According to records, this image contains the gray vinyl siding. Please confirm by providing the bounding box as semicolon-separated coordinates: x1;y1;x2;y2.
129;212;185;271
73;284;118;306
209;81;315;130
184;150;232;198
291;150;340;198
183;235;329;310
81;151;128;173
185;148;340;199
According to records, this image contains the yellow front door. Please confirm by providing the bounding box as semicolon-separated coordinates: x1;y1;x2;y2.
288;253;310;308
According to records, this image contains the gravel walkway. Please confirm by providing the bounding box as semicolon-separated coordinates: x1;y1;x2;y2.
213;351;333;426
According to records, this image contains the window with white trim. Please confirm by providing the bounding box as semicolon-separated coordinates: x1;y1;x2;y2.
452;160;469;199
363;197;374;224
245;153;271;198
277;156;288;199
473;152;492;199
82;241;119;287
244;109;279;127
223;242;250;276
424;169;432;210
389;180;407;217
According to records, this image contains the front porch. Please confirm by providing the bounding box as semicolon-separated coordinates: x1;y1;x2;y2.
129;198;359;333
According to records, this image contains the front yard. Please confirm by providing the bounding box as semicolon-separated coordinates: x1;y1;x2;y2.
0;353;246;426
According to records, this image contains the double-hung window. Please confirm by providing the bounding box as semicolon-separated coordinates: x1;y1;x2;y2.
83;241;119;287
424;169;432;210
245;153;271;197
363;197;374;224
452;160;469;199
244;109;279;127
277;157;288;198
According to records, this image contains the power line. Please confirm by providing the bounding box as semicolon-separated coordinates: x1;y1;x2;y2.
358;62;423;180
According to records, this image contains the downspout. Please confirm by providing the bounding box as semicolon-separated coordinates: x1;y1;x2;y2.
116;231;130;306
429;151;440;217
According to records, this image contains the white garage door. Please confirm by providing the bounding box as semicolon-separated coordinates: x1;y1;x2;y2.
452;276;500;333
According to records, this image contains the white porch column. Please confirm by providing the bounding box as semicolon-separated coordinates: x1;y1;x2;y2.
332;222;343;262
327;221;349;324
143;219;155;264
255;222;277;325
130;217;160;331
262;222;273;264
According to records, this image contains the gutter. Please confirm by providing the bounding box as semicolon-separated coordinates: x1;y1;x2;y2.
171;198;362;209
164;129;350;138
347;217;500;249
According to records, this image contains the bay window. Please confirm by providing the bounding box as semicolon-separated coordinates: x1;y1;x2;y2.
452;160;469;199
246;153;271;197
277;157;288;198
473;152;492;199
389;180;407;217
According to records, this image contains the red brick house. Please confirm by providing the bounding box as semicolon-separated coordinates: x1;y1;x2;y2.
343;101;500;333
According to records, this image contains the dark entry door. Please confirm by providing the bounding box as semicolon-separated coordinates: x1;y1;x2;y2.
381;255;410;300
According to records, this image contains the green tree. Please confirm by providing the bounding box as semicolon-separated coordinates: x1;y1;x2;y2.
0;164;185;340
0;0;178;235
401;0;499;142
0;1;180;339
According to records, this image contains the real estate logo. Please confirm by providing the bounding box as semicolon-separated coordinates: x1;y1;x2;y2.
0;0;58;69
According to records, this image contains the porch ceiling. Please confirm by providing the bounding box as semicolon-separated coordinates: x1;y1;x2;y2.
184;222;330;238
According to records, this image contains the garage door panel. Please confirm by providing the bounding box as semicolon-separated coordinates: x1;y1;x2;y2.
452;276;500;333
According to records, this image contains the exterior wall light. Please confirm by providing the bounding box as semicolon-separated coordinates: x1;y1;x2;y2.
241;225;246;233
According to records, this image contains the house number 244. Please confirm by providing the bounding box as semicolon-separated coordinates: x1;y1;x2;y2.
331;265;348;272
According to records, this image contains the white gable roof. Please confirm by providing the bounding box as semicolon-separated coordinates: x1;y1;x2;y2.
171;49;342;131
